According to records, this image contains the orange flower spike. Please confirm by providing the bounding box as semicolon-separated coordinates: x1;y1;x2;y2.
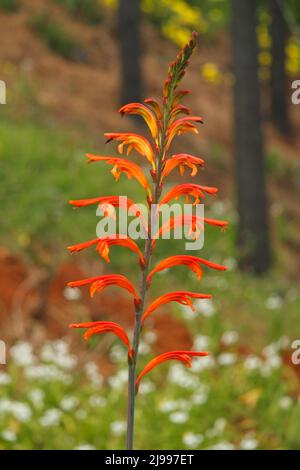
119;103;159;140
67;274;140;302
104;133;156;170
86;155;152;201
69;321;133;358
96;235;146;267
144;98;163;120
160;183;218;206
141;291;212;324
135;350;209;388
147;255;227;284
161;154;205;179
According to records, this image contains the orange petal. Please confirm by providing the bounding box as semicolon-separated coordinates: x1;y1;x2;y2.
67;274;139;301
136;350;208;388
86;155;152;201
69;321;133;358
142;291;212;324
162;154;205;180
119;103;159;139
147;255;227;283
160;183;218;205
104;133;156;170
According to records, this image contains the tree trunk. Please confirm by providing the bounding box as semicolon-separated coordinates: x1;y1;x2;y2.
270;0;291;136
117;0;142;106
231;0;271;274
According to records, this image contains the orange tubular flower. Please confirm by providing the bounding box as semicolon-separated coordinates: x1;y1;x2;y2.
166;116;203;150
160;183;218;205
104;133;156;170
153;214;228;245
69;195;136;211
135;350;209;388
68;235;145;267
119;103;159;140
147;255;227;284
69;321;133;358
67;274;140;302
144;98;163;120
141;291;212;324
86;155;152;200
161;153;205;179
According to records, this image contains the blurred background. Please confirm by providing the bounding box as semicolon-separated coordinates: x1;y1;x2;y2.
0;0;300;450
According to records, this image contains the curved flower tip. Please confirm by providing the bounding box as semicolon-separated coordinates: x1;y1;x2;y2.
104;132;156;170
160;183;218;205
119;103;159;140
136;350;208;389
67;274;140;301
152;214;228;246
144;98;162;120
86;155;152;201
166;116;203;149
69;321;133;358
147;255;227;284
69;195;137;212
162;154;205;179
68;235;146;267
141;291;212;324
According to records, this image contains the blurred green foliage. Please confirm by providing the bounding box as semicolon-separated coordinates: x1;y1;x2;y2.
0;0;19;12
29;12;83;61
54;0;102;25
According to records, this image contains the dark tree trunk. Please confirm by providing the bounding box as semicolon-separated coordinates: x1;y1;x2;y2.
270;0;291;136
117;0;142;106
231;0;271;275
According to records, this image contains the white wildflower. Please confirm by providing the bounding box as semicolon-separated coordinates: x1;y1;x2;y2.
10;341;35;367
240;437;258;450
208;441;235;450
74;444;96;450
169;411;189;424
0;372;11;385
139;381;155;395
110;420;126;436
85;362;103;386
221;330;239;346
12;402;32;422
63;286;81;301
39;408;62;427
60;396;79;411
279;396;292;410
108;369;127;389
195;298;216;317
182;432;203;448
244;355;263;371
89;395;107;407
28;389;45;407
193;334;210;350
1;430;17;442
265;294;283;310
218;352;237;366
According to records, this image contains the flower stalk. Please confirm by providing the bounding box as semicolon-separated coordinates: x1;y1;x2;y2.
67;32;228;451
